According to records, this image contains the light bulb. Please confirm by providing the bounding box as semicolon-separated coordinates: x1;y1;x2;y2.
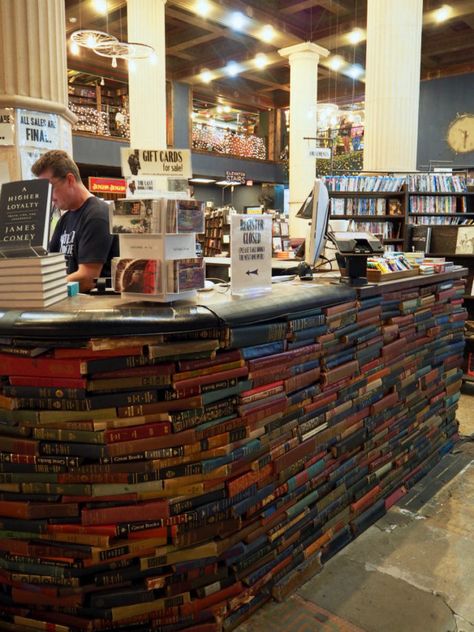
86;34;96;48
93;0;107;14
196;0;211;16
260;24;275;43
348;28;363;45
112;56;117;68
200;69;213;83
435;4;452;22
254;53;268;69
329;55;344;71
230;12;246;31
70;40;80;55
225;61;241;77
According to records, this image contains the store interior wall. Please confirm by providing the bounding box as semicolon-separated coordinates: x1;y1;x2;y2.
417;72;474;169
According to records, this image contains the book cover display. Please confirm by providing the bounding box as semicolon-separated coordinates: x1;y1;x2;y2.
0;179;52;252
0;275;465;630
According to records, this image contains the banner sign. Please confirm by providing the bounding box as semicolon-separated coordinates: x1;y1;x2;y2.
225;170;246;184
231;214;272;295
89;177;126;195
0;108;14;146
18;110;59;148
121;148;192;179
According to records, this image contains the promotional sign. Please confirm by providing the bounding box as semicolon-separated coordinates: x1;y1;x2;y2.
0;108;14;145
18;110;59;148
308;147;332;159
231;214;272;295
89;177;127;195
121;148;192;179
225;170;246;184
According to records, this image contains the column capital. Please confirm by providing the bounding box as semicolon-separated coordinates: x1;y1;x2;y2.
278;41;329;62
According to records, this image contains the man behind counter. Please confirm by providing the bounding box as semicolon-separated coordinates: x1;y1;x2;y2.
31;150;118;292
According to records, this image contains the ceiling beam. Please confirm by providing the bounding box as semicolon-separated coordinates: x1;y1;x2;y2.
279;0;351;16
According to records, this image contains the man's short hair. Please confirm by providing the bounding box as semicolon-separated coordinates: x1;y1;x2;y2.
31;150;81;182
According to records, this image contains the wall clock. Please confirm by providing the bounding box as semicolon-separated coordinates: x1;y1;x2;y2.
446;113;474;154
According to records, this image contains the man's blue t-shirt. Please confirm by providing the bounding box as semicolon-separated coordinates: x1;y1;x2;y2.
49;196;118;277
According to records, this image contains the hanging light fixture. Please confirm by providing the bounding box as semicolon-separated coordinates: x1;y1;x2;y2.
93;40;155;67
70;29;118;50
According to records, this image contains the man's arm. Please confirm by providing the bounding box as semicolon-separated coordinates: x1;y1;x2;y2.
67;262;104;292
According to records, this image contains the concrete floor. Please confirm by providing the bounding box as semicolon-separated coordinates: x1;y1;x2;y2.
236;393;474;632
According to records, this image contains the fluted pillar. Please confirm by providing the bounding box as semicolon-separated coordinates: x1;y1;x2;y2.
127;0;167;148
363;0;423;172
279;42;329;237
0;0;74;180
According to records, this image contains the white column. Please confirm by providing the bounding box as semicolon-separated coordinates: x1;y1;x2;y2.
279;42;329;237
363;0;423;172
0;0;75;179
127;0;167;148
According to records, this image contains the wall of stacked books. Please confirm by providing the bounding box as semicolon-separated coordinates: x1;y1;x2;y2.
0;272;466;631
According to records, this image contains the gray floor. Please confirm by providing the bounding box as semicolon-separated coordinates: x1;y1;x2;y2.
236;393;474;632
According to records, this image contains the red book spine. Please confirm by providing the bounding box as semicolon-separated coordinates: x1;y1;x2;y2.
103;421;172;443
53;345;143;359
178;350;242;371
81;500;169;526
8;375;87;388
0;354;82;378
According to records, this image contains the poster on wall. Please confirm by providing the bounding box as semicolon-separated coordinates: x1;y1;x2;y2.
20;148;48;180
231;214;272;295
17;109;59;149
121;148;192;179
0;108;14;146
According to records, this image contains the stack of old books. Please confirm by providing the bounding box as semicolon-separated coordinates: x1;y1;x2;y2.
0;253;68;308
0;276;466;631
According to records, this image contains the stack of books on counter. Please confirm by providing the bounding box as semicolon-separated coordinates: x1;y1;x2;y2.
0;253;68;308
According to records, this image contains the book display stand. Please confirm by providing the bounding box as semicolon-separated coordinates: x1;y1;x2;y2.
110;197;206;302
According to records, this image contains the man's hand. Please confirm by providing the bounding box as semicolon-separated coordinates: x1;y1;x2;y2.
67;262;104;292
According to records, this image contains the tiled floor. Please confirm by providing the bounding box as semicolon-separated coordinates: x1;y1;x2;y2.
236;393;474;632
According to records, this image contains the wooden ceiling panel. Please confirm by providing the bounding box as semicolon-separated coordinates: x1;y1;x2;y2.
65;0;474;112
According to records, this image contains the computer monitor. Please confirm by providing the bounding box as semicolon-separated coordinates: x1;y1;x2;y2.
296;178;330;267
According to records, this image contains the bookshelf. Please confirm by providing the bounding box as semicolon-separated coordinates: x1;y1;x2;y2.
203;207;231;257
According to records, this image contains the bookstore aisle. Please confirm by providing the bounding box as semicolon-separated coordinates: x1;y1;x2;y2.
236;393;474;632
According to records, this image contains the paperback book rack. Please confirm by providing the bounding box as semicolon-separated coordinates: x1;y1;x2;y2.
0;272;466;631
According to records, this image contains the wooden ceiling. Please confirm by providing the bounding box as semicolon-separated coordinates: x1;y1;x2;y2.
65;0;474;112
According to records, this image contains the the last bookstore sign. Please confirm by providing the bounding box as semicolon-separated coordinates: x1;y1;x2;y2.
231;214;272;295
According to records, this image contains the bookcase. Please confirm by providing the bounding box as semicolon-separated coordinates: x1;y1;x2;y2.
325;176;406;252
202;207;231;257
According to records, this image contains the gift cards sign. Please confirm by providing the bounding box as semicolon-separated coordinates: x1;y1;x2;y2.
231;214;272;295
121;148;192;178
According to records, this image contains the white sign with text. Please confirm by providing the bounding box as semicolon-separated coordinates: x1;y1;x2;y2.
121;148;192;179
308;147;332;159
0;108;14;145
18;110;59;148
231;214;272;295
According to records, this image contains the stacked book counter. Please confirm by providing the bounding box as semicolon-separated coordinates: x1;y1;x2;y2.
0;275;467;631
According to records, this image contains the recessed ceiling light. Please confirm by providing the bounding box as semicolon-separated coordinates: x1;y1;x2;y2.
93;0;107;15
254;53;268;69
260;24;275;43
200;69;213;83
189;177;217;184
347;64;364;79
69;16;77;23
328;55;345;71
434;4;452;22
225;61;241;77
347;28;363;44
195;0;211;17
229;11;246;31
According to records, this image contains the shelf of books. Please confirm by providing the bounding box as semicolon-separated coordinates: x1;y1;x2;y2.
0;271;466;631
203;207;231;257
109;197;206;301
